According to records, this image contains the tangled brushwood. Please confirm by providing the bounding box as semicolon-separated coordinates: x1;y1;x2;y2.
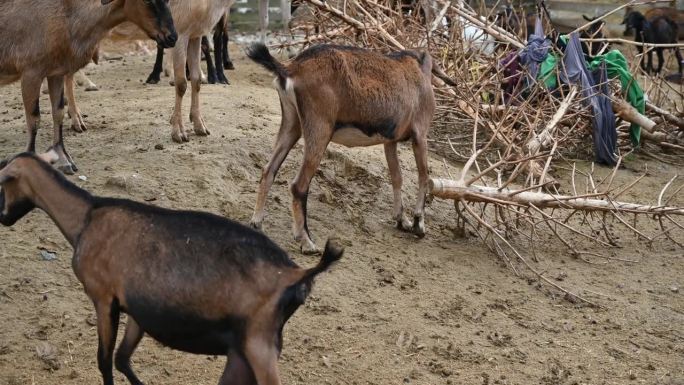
272;0;684;306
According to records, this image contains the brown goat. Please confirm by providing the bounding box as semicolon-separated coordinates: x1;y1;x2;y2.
0;0;177;174
247;43;438;254
0;151;343;385
623;6;684;39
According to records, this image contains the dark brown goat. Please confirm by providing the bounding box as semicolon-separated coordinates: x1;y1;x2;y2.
0;0;176;174
0;152;343;385
624;11;683;75
623;7;684;39
247;43;440;254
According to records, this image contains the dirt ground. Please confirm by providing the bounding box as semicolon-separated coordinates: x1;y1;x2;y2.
0;41;682;385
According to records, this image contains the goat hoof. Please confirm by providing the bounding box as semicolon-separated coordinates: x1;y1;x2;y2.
412;216;425;238
301;242;321;255
249;219;263;230
171;132;188;143
58;163;76;175
145;76;160;85
71;122;87;133
224;61;235;70
396;216;413;232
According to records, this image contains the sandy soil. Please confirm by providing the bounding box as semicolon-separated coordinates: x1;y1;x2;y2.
0;42;682;385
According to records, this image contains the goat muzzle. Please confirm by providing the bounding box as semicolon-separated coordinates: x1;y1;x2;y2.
157;30;178;49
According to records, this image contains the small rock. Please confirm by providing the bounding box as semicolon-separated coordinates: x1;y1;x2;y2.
670;286;679;293
78;175;87;181
154;143;164;150
39;250;57;261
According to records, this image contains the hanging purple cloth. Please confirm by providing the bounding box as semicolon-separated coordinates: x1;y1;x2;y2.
560;33;617;165
518;16;550;86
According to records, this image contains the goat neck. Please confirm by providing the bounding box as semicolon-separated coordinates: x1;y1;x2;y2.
26;161;92;246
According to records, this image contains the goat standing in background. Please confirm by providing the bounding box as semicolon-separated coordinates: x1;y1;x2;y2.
0;152;343;385
248;44;447;254
161;0;236;143
0;0;176;174
146;13;235;85
624;11;683;75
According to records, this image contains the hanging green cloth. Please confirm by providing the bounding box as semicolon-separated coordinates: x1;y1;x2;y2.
537;48;644;147
586;50;643;147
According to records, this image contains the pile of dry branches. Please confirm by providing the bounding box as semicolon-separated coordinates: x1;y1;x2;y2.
275;0;684;305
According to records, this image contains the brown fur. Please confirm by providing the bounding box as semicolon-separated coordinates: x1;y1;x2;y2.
624;6;684;39
248;44;436;254
0;0;176;174
0;152;343;385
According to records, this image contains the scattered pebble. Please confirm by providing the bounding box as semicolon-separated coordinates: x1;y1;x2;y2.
39;250;57;261
78;175;87;181
670;286;679;293
154;143;165;150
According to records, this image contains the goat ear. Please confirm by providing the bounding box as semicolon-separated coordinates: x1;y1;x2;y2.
37;150;59;165
101;0;115;5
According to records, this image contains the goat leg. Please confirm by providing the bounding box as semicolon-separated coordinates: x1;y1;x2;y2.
213;28;230;84
114;318;145;385
217;350;256;385
291;128;330;254
243;336;282;385
146;45;164;84
384;142;412;230
411;137;429;238
95;300;120;385
656;48;665;74
202;36;218;85
47;75;77;174
222;29;234;70
250;99;301;230
187;37;210;137
20;74;42;153
65;74;88;133
170;37;189;143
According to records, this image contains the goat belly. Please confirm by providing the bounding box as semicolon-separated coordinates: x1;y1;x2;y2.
331;127;392;147
126;296;245;355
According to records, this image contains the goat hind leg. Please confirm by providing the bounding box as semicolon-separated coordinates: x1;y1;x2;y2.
65;74;87;133
291;125;330;254
250;100;301;229
187;37;210;136
202;36;218;85
655;48;665;74
95;300;120;385
411;136;429;237
115;318;145;385
244;337;281;385
218;350;256;385
384;142;412;230
47;75;77;174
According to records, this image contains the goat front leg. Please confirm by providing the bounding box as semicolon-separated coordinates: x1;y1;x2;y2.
95;300;120;385
291;127;330;254
20;73;43;153
146;44;164;84
47;75;77;174
65;74;87;133
170;37;189;143
251;100;301;229
384;142;412;231
217;350;256;385
115;318;145;385
187;37;210;137
411;136;429;237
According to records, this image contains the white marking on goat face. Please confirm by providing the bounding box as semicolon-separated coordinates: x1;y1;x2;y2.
331;127;388;148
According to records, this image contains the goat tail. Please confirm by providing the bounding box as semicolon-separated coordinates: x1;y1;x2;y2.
246;43;289;88
300;238;344;284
